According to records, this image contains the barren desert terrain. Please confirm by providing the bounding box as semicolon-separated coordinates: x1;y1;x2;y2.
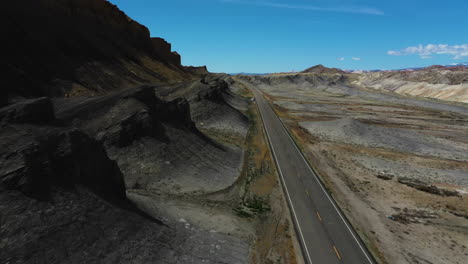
236;72;468;264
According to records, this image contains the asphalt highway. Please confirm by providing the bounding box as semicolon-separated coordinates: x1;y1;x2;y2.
251;87;375;264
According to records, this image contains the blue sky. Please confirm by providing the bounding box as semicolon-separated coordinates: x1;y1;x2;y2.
108;0;468;73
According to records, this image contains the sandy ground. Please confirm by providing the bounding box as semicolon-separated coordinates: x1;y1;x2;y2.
237;74;468;264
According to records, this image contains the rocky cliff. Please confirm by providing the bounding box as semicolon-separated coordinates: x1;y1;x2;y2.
152;37;182;66
0;1;254;263
0;0;207;106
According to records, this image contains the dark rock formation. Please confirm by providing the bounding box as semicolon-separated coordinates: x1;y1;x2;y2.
0;182;171;264
152;37;182;66
0;114;126;201
0;77;229;261
0;113;148;264
0;1;251;262
87;85;196;148
185;66;210;75
0;74;251;263
0;0;199;106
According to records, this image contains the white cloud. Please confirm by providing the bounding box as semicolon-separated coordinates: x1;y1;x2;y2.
352;57;361;61
221;0;384;15
388;44;468;59
337;57;345;61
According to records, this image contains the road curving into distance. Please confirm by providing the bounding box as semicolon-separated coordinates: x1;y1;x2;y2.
250;86;376;264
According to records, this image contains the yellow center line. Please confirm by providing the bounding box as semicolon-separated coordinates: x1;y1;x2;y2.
333;245;342;260
316;211;322;222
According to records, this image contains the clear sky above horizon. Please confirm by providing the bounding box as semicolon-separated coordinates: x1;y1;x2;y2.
108;0;468;73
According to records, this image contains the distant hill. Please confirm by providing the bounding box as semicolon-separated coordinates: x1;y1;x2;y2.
266;63;468;103
302;64;345;74
347;63;468;73
353;64;468;103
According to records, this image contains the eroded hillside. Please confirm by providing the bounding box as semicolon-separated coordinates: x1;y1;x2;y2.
269;65;468;104
354;66;468;103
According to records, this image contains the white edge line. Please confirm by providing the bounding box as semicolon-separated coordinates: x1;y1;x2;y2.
254;91;314;264
273;101;375;264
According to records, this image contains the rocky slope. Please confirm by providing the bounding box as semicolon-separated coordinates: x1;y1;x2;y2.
0;75;255;263
354;65;468;103
370;65;468;85
0;0;206;107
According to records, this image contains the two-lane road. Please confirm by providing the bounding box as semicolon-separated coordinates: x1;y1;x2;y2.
251;86;375;264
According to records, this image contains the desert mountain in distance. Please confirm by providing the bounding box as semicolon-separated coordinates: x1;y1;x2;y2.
355;64;468;103
302;64;345;75
298;64;468;103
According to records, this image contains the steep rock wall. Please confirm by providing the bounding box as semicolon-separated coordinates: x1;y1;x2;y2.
152;38;182;66
0;0;196;105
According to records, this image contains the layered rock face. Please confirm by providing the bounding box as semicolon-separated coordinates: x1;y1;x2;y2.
0;75;251;263
152;38;182;66
0;0;204;106
0;1;248;262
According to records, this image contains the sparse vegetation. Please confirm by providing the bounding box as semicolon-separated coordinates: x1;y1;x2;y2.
232;95;299;264
234;195;270;218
